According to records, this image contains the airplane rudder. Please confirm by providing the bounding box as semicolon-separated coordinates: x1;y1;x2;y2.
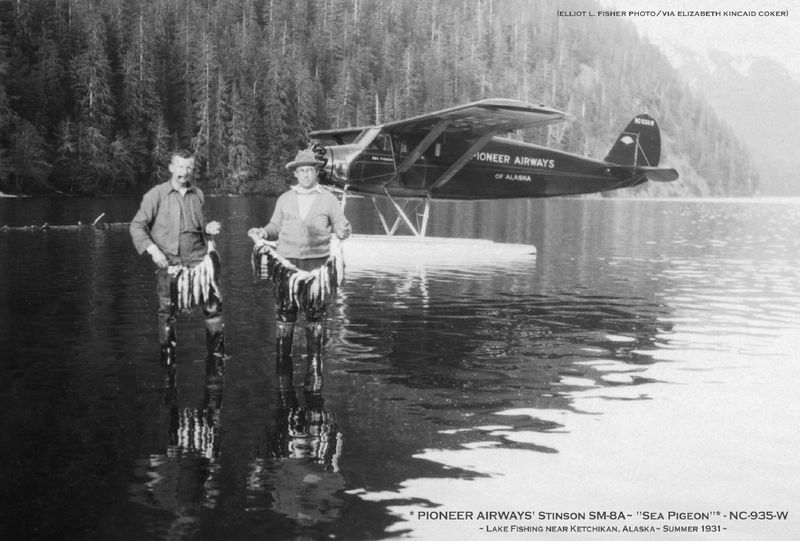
632;114;661;167
604;114;661;167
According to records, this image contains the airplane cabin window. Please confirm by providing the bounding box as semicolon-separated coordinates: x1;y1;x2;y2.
369;133;392;152
392;135;417;158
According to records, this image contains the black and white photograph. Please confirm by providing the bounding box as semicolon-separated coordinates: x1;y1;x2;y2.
1;0;798;539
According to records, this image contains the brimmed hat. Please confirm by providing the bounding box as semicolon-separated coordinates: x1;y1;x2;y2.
285;149;322;171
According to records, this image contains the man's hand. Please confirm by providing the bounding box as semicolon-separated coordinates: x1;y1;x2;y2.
336;222;352;240
205;220;221;236
147;245;169;269
247;227;263;240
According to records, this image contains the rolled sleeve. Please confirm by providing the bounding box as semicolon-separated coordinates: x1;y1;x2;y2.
330;200;350;239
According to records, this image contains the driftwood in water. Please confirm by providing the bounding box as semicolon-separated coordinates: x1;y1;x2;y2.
0;213;129;231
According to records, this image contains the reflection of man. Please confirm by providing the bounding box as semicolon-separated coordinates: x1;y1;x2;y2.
248;148;350;390
246;363;344;526
130;149;224;365
129;356;225;536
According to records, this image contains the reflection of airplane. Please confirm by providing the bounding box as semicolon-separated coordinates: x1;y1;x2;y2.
311;98;678;238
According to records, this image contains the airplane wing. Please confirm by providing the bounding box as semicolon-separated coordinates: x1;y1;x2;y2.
380;98;569;137
309;126;367;145
387;99;570;186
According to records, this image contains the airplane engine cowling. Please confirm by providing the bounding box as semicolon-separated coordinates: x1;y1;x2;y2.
319;144;362;187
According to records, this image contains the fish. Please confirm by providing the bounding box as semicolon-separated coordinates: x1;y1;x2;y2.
250;241;344;311
168;244;222;310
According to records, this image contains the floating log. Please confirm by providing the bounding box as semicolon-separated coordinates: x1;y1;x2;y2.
1;214;129;231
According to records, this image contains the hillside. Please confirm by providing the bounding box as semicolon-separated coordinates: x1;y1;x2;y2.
660;43;800;195
0;0;758;197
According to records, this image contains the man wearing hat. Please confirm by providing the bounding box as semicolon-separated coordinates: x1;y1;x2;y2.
248;148;351;389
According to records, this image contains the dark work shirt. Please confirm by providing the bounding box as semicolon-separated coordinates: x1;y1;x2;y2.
130;180;209;266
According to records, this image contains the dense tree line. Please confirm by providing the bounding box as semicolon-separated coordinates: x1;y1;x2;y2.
0;0;757;196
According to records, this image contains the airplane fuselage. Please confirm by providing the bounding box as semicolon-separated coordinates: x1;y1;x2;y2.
323;136;644;200
309;99;677;237
312;99;676;204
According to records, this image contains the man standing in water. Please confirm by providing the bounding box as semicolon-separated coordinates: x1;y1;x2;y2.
130;149;224;366
248;148;350;390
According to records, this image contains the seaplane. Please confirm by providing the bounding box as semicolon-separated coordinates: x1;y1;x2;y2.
306;98;678;270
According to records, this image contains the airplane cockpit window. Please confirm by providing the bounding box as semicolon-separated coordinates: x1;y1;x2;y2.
367;133;393;152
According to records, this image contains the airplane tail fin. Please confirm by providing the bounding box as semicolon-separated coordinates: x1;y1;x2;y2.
604;114;662;167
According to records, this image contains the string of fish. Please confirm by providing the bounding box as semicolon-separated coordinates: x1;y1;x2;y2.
251;237;345;310
167;241;222;311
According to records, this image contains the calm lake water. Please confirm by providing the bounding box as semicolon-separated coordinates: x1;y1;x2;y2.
1;196;799;541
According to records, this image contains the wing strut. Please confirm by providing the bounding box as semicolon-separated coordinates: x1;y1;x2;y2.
429;132;497;191
369;131;497;237
396;119;450;174
371;196;405;235
371;191;433;238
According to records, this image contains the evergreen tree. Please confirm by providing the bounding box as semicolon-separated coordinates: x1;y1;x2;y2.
150;113;172;183
294;56;317;140
0;37;12;189
29;27;68;132
118;5;163;187
188;26;218;176
67;8;116;192
9;118;52;192
0;0;763;196
224;82;257;192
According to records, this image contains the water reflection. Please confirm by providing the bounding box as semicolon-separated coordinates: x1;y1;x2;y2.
3;197;800;540
246;367;345;530
333;200;800;541
129;356;225;539
337;265;669;399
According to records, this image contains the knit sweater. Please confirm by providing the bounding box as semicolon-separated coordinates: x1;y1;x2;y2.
258;189;349;259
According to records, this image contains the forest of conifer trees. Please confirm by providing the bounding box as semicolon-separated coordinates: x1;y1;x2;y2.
0;0;758;196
